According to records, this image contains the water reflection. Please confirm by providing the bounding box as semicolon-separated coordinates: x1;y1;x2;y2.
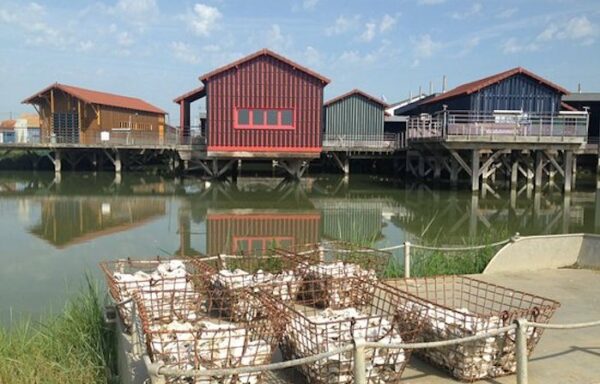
1;172;600;320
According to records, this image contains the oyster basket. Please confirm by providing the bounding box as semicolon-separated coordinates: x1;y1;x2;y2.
275;241;392;308
191;253;302;322
133;286;283;384
100;258;213;329
390;275;560;381
268;279;425;384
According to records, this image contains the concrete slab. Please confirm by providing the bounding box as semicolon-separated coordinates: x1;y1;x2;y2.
401;269;600;384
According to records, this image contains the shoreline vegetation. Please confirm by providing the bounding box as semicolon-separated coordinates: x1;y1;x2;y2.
0;277;116;384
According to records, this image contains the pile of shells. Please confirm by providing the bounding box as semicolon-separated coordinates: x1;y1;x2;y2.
284;307;405;384
147;319;271;384
209;269;299;321
297;262;378;308
397;301;538;380
112;260;194;325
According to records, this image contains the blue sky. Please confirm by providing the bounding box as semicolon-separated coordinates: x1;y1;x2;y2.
1;0;599;124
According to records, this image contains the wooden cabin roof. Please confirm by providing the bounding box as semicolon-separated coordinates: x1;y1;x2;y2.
324;89;388;108
198;48;331;84
424;67;570;105
22;83;166;114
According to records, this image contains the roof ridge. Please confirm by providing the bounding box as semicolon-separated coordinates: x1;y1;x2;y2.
324;88;388;108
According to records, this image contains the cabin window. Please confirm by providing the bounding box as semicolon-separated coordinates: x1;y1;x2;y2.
267;110;278;125
234;108;295;130
281;110;293;126
237;109;250;125
253;110;265;125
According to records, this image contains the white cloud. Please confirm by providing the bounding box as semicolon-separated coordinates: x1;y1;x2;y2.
304;45;321;66
112;0;158;28
325;15;361;36
418;0;446;4
78;40;94;52
171;41;201;64
412;33;441;59
186;3;222;37
451;2;482;20
496;7;518;19
302;0;319;10
379;14;397;33
538;16;597;45
360;22;377;42
501;37;539;54
117;31;134;47
455;36;480;57
265;24;292;51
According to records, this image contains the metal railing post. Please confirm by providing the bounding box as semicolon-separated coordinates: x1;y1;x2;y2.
515;318;529;384
404;241;411;278
353;343;367;384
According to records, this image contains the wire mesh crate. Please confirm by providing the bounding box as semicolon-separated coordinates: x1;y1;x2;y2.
275;241;392;308
391;275;560;381
100;258;213;329
133;286;283;384
268;279;424;384
191;253;302;322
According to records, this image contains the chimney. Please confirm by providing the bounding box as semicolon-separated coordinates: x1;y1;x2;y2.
442;75;447;93
577;83;582;93
409;90;413;101
429;81;433;95
418;85;422;97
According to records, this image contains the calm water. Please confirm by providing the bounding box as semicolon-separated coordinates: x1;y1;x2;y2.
1;171;599;323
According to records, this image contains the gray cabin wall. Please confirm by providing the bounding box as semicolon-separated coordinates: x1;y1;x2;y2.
470;74;562;114
324;94;385;138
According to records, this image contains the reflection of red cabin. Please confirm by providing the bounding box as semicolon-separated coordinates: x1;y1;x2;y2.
206;212;321;255
175;49;330;159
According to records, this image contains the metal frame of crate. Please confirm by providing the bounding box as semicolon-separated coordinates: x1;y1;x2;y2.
191;253;303;322
390;275;560;381
133;286;283;384
266;278;424;384
275;241;392;309
100;258;214;329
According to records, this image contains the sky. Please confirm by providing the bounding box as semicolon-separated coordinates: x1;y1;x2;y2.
1;0;600;125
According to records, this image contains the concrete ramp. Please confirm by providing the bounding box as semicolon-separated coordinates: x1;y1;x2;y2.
483;233;600;273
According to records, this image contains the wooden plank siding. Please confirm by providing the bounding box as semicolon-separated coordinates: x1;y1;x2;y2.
205;54;325;156
423;73;564;115
32;88;164;144
324;94;385;138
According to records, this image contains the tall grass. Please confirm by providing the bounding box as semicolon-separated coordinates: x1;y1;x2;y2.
0;277;116;384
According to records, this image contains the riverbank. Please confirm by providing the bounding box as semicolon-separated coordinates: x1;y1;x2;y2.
0;278;116;384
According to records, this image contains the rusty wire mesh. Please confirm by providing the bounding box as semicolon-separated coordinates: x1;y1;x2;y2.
390;275;560;381
265;279;424;384
133;285;283;384
100;258;213;329
275;241;392;309
191;253;302;322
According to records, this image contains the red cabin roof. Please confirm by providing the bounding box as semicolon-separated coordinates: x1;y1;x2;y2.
424;67;570;105
324;89;389;108
22;83;166;114
199;48;331;84
173;85;206;104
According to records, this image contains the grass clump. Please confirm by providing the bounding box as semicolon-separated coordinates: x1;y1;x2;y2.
0;277;116;384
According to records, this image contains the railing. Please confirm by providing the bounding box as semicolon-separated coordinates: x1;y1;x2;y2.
140;317;600;384
0;127;206;147
408;110;589;142
323;133;405;151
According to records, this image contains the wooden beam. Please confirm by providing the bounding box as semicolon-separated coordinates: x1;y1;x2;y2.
50;89;55;114
478;150;508;177
544;150;565;177
447;149;472;177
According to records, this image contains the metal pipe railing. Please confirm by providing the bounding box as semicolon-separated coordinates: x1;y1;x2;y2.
139;318;600;384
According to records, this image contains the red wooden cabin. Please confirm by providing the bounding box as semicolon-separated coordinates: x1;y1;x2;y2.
175;49;330;177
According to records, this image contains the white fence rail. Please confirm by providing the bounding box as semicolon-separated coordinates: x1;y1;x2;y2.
323;133;405;151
